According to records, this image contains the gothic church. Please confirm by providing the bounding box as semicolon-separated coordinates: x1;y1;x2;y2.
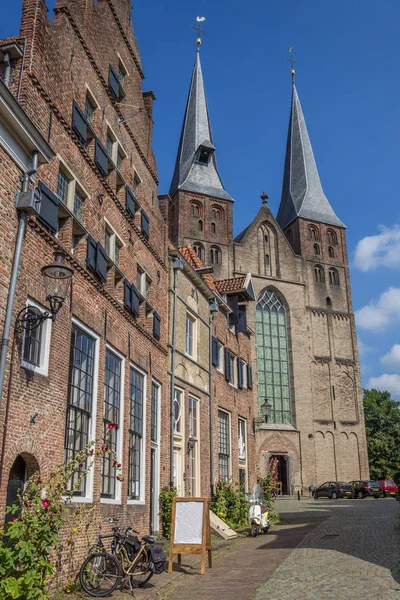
168;49;369;492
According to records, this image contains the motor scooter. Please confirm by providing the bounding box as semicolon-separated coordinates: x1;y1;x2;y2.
248;484;271;537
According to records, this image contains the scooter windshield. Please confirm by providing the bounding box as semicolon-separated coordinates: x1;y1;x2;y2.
248;483;266;504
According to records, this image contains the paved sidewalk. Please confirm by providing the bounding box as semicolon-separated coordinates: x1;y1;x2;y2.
255;497;400;600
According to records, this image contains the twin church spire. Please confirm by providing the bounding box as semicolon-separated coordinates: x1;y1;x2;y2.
170;46;344;230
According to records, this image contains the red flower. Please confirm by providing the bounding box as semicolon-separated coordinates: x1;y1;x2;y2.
11;517;17;522
118;463;121;469
89;449;94;456
107;422;117;430
101;445;109;452
113;460;118;467
116;476;121;481
78;464;83;469
41;499;50;508
37;477;42;484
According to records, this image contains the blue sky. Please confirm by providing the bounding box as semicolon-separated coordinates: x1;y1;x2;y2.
2;0;400;396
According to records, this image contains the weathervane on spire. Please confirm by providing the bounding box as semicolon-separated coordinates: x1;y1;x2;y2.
191;16;207;50
285;45;296;82
260;191;269;205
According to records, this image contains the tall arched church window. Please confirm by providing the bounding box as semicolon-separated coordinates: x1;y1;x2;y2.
314;265;324;282
328;268;339;285
193;243;204;261
313;243;320;255
328;246;335;258
211;222;216;234
256;290;291;425
198;219;203;231
308;225;319;241
326;229;337;245
210;246;221;265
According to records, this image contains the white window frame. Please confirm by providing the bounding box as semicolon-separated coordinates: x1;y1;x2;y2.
150;379;161;533
117;54;129;82
68;317;100;504
20;298;52;377
173;387;184;439
100;344;125;505
218;408;232;481
188;395;201;497
217;340;224;373
105;122;127;168
127;363;147;506
185;312;197;360
104;218;124;266
136;264;152;301
56;156;89;219
229;353;237;388
241;360;247;388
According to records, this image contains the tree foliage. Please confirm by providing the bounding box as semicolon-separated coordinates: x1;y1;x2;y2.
364;388;400;482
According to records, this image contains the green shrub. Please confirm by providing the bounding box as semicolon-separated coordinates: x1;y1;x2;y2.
159;485;177;539
211;480;249;529
0;430;122;600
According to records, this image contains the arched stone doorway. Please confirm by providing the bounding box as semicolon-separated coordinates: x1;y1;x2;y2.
5;454;39;523
269;454;290;495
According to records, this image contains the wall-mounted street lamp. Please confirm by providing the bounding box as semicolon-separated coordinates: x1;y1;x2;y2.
188;435;197;454
253;398;272;433
15;251;73;333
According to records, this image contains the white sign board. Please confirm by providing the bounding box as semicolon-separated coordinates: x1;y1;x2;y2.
174;501;204;544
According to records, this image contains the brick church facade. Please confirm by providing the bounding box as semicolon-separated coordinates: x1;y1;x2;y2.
168;47;369;492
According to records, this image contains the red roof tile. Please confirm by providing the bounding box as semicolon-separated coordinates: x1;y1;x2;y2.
214;276;246;294
177;246;218;292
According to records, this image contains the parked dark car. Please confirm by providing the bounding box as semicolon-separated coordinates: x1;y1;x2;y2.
376;479;398;497
313;481;354;499
349;480;382;499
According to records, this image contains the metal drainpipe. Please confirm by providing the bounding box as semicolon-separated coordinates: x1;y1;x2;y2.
0;151;39;411
209;310;215;497
3;52;11;88
169;257;182;486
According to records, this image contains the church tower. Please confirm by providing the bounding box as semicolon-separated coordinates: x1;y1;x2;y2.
168;46;234;279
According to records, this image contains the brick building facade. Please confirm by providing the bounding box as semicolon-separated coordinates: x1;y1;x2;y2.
0;0;169;541
168;48;369;492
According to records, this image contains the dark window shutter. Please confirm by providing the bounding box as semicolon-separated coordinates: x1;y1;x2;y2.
141;210;150;239
86;235;97;271
126;185;137;216
131;284;140;317
227;294;239;327
96;242;108;282
72;101;87;145
37;181;59;233
224;348;231;382
95;138;109;177
211;337;219;367
238;359;244;389
124;280;132;310
236;305;247;333
153;311;161;340
108;65;120;100
247;364;253;390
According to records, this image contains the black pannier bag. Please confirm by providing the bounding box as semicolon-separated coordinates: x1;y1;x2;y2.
123;534;141;560
149;545;166;574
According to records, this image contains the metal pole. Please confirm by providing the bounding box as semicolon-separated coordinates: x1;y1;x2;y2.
0;151;38;411
169;259;180;487
209;311;215;497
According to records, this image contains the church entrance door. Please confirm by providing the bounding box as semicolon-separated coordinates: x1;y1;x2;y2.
270;455;290;495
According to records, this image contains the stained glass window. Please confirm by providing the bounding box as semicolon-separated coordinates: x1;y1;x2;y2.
256;290;291;425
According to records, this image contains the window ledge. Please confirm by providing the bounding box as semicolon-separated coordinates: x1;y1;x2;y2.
100;498;122;505
21;362;49;377
67;496;94;504
127;499;145;506
259;423;297;432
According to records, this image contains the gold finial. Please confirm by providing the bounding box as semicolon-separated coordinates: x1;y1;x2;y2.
285;45;296;82
191;16;207;51
260;191;269;205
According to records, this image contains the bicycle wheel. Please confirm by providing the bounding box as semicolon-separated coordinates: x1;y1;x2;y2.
129;548;153;588
79;551;121;597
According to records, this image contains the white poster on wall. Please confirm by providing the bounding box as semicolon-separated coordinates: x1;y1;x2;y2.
174;501;204;544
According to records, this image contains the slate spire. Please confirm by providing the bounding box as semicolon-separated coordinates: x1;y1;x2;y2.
276;82;345;229
169;50;233;201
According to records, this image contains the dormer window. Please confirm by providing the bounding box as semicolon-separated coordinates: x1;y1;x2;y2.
196;140;215;165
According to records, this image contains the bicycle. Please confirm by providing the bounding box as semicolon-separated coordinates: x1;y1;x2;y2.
79;522;160;597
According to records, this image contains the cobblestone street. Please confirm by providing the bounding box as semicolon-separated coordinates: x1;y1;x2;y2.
255;497;400;600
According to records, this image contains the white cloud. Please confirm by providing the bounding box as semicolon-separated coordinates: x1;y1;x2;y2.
353;225;400;271
355;287;400;331
357;339;374;356
367;373;400;397
381;344;400;371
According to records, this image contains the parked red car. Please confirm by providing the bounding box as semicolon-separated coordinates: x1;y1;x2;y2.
377;479;398;497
